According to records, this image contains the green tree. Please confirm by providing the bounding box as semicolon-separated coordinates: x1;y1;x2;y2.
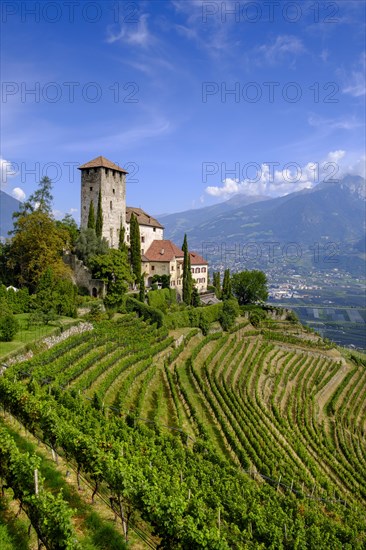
139;274;145;303
95;190;103;239
0;314;19;342
56;214;79;248
129;213;141;281
87;201;96;230
191;286;200;307
89;249;133;307
182;234;192;305
231;270;268;305
13;176;53;221
221;269;232;300
34;267;77;320
213;272;221;298
8;210;71;291
119;223;128;253
219;299;239;331
75;228;109;266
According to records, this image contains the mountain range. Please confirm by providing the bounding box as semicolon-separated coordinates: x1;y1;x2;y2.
160;175;366;254
0;191;20;241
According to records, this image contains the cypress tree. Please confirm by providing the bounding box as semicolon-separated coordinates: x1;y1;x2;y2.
182;234;192;305
139;274;145;302
222;269;232;300
95;190;103;239
213;271;221;298
118;222;128;253
130;213;141;280
87;201;95;230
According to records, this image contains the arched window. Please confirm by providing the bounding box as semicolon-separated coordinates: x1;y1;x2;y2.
202;267;206;273
195;267;200;273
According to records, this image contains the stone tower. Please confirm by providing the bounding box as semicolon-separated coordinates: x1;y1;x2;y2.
78;156;128;248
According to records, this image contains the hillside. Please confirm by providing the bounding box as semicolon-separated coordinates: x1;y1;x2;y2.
0;311;365;549
0;190;20;240
159;193;268;242
162;175;366;250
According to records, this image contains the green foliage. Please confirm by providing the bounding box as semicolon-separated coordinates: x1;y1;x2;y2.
118;223;128;253
0;314;19;341
213;271;221;298
182;234;193;305
198;312;210;335
75;228;109;266
87;201;96;230
34;268;77;319
191;286;201;307
9;209;71;292
95;190;103;239
249;308;266;327
138;274;145;302
147;288;176;312
232;269;268;305
125;297;164;327
129;213;141;281
221;269;232;300
56;214;79;249
165;303;223;329
89;249;132;307
219;299;239;331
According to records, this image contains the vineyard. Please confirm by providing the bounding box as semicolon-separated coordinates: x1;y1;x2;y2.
0;312;365;548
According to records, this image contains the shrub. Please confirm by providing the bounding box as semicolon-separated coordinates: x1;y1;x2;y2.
219;299;239;331
147;288;176;312
0;314;19;341
125;297;164;327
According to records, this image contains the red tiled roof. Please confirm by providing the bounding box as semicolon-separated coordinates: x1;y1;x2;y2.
126;207;164;229
144;240;184;262
78;156;128;173
189;251;208;265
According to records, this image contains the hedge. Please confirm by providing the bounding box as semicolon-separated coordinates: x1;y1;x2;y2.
147;288;177;311
125;297;164;327
165;303;223;329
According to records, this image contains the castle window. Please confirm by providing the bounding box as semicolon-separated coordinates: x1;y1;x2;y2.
113;188;115;194
195;268;200;273
153;227;156;232
105;168;108;176
110;228;113;244
141;236;145;243
127;235;130;242
90;186;93;191
202;267;206;273
113;170;115;177
110;201;113;210
151;266;155;271
141;249;144;255
171;265;174;271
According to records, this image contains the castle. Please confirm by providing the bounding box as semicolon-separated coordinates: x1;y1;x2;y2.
78;156;208;293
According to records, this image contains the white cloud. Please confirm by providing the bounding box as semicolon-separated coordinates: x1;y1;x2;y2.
205;151;365;199
107;14;152;47
308;113;363;130
256;35;305;65
11;187;26;201
342;54;366;97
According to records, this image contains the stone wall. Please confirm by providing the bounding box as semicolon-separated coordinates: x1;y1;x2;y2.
63;253;106;298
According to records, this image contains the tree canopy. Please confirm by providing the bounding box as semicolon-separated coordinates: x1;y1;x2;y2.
89;249;133;307
182;234;192;305
129;213;141;281
231;270;268;305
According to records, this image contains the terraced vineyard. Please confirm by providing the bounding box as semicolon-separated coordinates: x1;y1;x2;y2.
1;313;365;548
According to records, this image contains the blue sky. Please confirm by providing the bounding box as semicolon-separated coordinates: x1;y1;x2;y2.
1;0;365;220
